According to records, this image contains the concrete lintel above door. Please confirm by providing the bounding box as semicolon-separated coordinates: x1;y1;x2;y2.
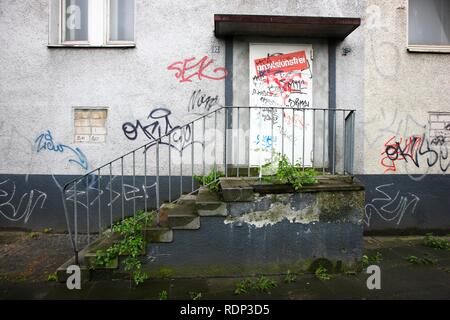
214;14;361;40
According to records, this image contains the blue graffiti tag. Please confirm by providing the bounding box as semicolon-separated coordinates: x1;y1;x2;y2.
35;130;89;171
255;134;276;149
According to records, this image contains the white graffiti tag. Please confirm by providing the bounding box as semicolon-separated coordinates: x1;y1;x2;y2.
0;179;47;223
364;183;420;227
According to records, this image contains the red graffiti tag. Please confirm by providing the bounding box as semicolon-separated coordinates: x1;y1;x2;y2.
167;56;228;83
380;135;423;173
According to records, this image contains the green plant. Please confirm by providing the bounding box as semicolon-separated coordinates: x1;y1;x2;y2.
424;233;449;250
263;153;318;191
43;228;53;234
28;232;39;239
406;255;437;265
194;167;224;192
189;292;202;300
315;266;331;281
95;211;152;285
47;273;57;282
362;252;383;268
234;278;253;295
284;270;297;283
252;276;277;293
159;290;168;300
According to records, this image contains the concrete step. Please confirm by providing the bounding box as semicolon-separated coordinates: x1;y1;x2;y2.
143;227;173;243
196;188;227;216
219;177;255;202
159;202;200;230
226;166;260;177
176;194;198;205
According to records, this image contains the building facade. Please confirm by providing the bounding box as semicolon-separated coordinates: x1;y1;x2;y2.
0;0;449;233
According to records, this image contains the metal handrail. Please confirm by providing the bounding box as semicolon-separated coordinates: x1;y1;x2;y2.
61;106;356;264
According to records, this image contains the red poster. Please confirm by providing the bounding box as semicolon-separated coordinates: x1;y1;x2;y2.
254;51;308;76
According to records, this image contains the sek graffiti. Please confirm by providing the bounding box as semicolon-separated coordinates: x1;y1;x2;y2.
35;130;89;171
381;134;450;173
167;56;228;83
364;183;420;227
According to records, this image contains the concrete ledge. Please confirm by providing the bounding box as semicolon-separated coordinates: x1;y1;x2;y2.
196;189;228;216
143;227;173;243
220;178;254;202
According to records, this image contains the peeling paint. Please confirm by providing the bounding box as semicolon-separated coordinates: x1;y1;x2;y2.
224;202;319;228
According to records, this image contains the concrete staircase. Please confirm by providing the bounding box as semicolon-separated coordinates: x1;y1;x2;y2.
56;188;226;282
57;175;365;282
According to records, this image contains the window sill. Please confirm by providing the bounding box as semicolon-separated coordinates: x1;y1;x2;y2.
407;45;450;53
47;44;136;49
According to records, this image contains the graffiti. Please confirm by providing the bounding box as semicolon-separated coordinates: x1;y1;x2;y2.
288;97;310;109
122;107;199;152
255;135;276;149
251;51;312;106
364;183;420;227
381;134;450;173
283;111;306;129
187;89;220;113
0;179;47;223
64;175;157;209
167;56;228;83
35;130;89;171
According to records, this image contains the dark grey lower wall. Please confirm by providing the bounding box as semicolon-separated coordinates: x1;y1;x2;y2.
1;174;450;233
0;174;198;232
356;174;450;233
145;218;363;277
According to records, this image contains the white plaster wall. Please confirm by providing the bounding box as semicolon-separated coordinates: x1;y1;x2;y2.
0;0;364;177
362;0;450;175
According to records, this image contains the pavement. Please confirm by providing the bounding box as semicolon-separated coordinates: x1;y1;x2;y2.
0;231;449;300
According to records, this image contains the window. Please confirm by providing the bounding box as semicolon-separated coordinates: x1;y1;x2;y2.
408;0;450;52
74;108;108;143
49;0;135;47
429;112;450;144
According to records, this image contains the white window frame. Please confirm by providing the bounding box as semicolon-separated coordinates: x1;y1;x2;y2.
407;0;450;53
105;0;136;46
50;0;135;47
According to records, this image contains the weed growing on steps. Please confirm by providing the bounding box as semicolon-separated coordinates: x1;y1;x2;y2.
95;210;153;285
423;233;450;250
262;153;319;191
194;167;224;192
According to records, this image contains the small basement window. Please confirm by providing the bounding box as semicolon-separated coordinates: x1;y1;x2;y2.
408;0;450;52
74;108;108;143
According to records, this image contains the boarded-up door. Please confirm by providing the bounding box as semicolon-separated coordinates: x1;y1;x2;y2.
249;43;313;166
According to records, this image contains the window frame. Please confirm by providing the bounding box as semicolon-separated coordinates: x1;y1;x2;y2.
60;0;90;45
407;0;450;53
50;0;135;48
105;0;136;46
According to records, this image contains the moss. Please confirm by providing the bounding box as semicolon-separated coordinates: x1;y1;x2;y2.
317;191;364;223
156;266;174;279
145;258;360;279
